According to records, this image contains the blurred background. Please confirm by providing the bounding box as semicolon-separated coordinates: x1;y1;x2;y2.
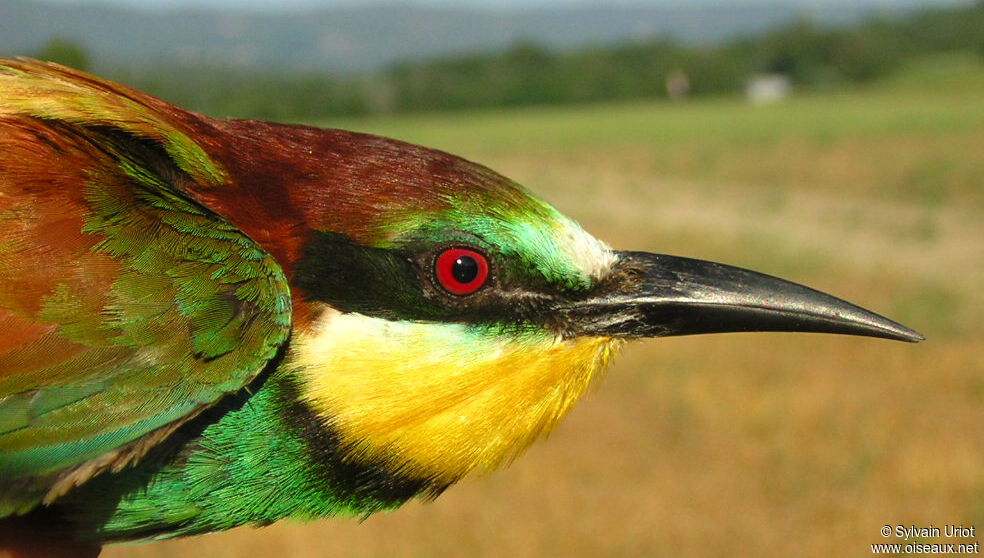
2;0;981;555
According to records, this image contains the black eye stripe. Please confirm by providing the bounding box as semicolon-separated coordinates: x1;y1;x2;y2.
296;231;559;327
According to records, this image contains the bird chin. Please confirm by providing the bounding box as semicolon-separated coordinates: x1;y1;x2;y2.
288;305;621;483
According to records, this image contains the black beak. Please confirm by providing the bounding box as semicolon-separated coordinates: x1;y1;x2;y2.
560;251;923;342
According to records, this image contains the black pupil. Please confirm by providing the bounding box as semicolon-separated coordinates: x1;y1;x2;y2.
451;255;479;284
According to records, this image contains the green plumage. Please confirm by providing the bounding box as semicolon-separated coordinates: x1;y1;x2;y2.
56;372;404;541
0;62;291;516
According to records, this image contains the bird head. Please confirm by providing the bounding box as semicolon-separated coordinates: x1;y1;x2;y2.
185;121;922;489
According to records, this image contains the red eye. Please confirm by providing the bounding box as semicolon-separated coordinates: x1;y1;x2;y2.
435;248;489;295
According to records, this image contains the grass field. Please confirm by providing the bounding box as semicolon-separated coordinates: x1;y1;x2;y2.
105;54;983;557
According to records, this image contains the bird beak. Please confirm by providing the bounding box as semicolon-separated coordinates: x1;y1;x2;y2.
560;251;924;342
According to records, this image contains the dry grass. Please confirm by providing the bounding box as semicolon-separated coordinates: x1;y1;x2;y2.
105;57;983;557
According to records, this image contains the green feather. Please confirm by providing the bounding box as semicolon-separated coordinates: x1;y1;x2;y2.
59;372;403;541
0;59;227;187
0;63;292;515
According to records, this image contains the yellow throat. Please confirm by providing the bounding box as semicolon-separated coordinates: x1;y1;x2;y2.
292;305;620;484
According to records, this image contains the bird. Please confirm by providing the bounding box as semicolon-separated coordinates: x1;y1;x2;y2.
0;58;922;545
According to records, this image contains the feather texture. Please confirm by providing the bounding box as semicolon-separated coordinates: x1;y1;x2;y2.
0;59;619;540
0;60;291;514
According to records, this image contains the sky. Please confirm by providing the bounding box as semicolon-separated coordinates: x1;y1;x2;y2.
31;0;968;12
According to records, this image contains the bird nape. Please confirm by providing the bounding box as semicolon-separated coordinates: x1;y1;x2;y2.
0;59;922;544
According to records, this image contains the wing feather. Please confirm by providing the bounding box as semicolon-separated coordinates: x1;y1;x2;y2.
0;59;292;514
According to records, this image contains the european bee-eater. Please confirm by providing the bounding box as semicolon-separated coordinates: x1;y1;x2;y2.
0;59;922;543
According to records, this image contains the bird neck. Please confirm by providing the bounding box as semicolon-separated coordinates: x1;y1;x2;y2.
60;365;431;541
290;305;621;486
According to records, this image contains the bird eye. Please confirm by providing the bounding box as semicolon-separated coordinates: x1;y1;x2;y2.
435;247;489;295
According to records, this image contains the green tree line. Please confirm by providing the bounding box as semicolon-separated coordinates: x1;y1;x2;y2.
35;1;984;119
